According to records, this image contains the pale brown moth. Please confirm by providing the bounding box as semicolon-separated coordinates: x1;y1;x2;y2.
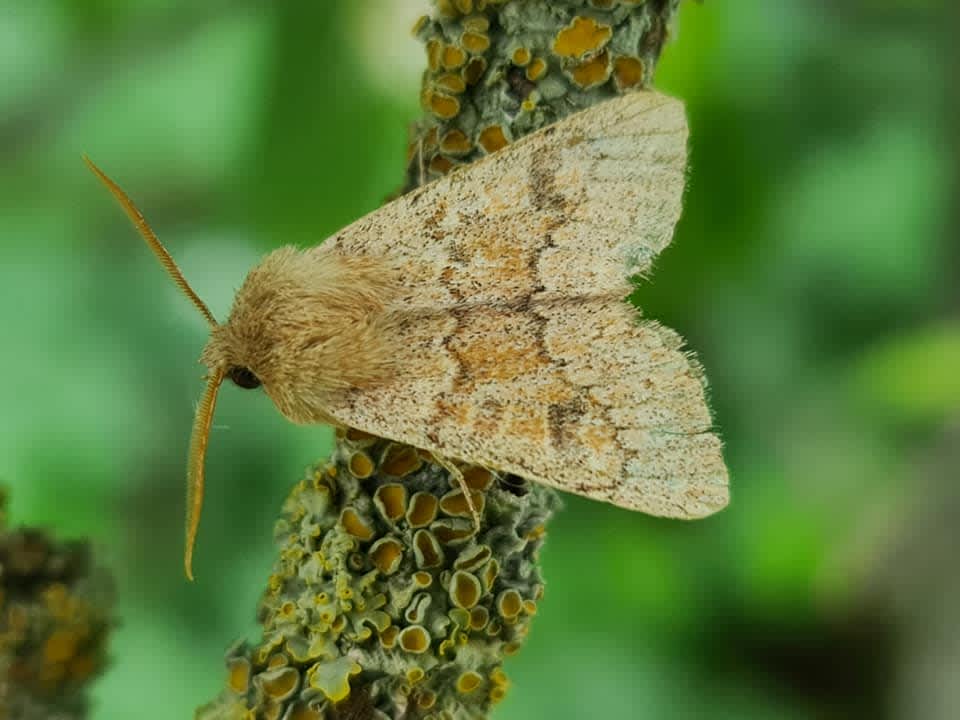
86;89;730;580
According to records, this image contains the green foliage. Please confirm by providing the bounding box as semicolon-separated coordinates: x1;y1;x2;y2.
854;324;960;425
0;0;951;718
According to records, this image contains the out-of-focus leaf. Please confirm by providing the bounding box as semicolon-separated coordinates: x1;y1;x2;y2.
853;323;960;425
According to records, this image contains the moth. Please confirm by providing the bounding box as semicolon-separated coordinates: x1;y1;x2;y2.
86;90;729;580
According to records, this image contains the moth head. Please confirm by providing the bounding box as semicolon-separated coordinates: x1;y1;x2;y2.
85;157;396;581
200;245;397;425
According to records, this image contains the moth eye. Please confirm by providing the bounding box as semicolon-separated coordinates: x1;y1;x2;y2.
228;366;261;390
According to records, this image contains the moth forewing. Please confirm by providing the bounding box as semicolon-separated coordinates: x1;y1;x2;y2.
322;89;728;518
329;90;689;304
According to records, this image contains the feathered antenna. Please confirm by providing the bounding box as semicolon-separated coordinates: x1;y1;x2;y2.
83;155;218;327
85;156;222;579
185;368;224;580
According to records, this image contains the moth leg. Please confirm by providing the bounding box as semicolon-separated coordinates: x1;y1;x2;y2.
434;455;482;532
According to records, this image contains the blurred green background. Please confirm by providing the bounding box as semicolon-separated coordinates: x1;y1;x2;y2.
1;0;956;717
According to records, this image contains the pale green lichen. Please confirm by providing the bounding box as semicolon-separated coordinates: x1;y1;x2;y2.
0;489;114;720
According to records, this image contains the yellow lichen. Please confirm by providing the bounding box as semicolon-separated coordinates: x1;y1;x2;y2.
461;31;491;54
413;529;444;568
438;637;456;657
469;606;489;630
449;570;482;609
398;625;431;654
463;14;489;32
482;558;500;592
307;656;361;702
450;607;471;629
440;128;473;155
339;508;375;541
347;451;374;478
373;484;407;522
431;519;476;544
259;667;300;701
416;689;438;709
277;600;297;622
429;153;456;176
512;47;531;66
380;444;423;477
287;703;323;720
369;537;404;575
454;544;492;572
524;524;546;541
463;56;487;85
411;14;429;35
406;492;439;527
405;593;432;624
227;657;251;694
569;50;611;89
205;398;561;716
428;91;461;120
553;16;613;59
439;489;486;518
496;589;523;619
422;125;439;150
456;671;483;694
435;0;458;16
267;653;288;670
435;72;467;95
478;125;509;154
525;57;548;82
43;629;78;663
503;641;523;656
613;55;645;90
441;44;468;70
462;466;495;491
379;625;399;649
345;427;376;444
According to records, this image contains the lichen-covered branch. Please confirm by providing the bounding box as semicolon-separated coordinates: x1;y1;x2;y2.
404;0;680;192
0;489;114;720
198;435;558;720
198;1;681;719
